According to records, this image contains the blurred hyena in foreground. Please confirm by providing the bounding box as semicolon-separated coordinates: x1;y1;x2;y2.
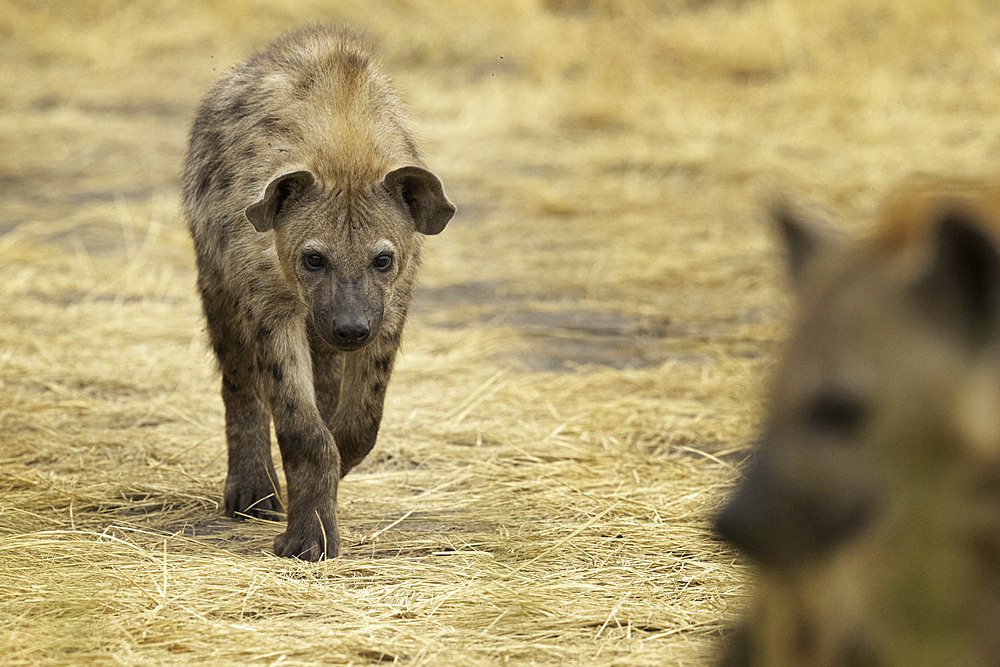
183;26;455;560
716;184;1000;665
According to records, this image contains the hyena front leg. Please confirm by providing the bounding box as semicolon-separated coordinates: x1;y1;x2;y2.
221;375;281;518
204;295;281;519
260;318;342;560
332;333;400;477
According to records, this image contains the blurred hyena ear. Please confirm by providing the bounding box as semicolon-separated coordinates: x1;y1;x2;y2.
383;166;456;235
245;170;316;232
772;202;841;286
913;210;1000;347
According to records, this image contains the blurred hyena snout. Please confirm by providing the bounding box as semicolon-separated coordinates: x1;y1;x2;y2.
715;475;778;563
716;452;875;567
715;494;758;554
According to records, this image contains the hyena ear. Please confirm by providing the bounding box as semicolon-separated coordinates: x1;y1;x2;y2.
245;169;316;232
772;202;842;286
913;210;1000;347
383;166;456;235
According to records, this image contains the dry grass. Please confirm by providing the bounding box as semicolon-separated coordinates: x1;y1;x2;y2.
2;0;999;663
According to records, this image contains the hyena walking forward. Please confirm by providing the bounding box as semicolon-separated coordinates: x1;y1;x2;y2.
183;26;455;560
716;184;1000;665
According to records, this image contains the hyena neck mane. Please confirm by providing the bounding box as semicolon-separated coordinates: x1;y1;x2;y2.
306;79;419;193
308;134;418;200
260;26;420;198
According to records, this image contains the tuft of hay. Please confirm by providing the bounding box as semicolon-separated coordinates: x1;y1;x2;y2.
1;0;998;662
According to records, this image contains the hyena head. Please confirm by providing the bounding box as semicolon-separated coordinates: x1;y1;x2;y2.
245;166;455;350
717;188;1000;569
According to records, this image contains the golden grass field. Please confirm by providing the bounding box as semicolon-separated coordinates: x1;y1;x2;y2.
2;0;999;663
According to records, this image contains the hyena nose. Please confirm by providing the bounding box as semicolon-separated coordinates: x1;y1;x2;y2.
333;320;370;345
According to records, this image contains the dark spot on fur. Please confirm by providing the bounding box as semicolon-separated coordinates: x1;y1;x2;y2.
192;155;222;200
295;68;317;93
222;375;239;393
376;355;392;374
276;431;307;461
195;169;213;200
190;125;225;201
371;381;384;395
269;363;284;383
284;401;296;417
256;321;273;342
340;49;368;80
255;356;265;374
226;94;253;122
198;128;224;158
215;165;234;192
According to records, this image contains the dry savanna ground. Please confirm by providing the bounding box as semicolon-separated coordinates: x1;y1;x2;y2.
2;0;999;664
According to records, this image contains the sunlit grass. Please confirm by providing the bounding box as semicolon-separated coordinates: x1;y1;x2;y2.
1;0;998;663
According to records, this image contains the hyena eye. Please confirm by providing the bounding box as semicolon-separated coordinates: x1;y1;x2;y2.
303;253;326;270
804;391;869;439
373;253;393;271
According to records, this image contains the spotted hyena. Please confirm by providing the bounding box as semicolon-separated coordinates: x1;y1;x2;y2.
716;184;1000;665
182;26;455;560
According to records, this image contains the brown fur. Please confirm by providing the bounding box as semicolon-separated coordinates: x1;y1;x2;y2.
716;183;1000;665
182;26;455;560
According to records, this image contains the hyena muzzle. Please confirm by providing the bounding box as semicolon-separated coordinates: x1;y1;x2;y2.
182;26;455;560
715;184;1000;665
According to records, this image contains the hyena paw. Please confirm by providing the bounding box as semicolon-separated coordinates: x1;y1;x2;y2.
274;521;341;561
223;476;283;520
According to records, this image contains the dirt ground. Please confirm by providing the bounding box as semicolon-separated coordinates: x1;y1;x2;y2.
2;0;999;664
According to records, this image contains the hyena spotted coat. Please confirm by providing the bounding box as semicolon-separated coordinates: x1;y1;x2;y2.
716;183;1000;666
183;26;455;560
